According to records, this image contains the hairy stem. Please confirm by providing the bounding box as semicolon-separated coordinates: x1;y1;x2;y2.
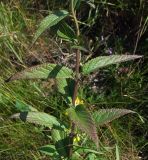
68;0;80;158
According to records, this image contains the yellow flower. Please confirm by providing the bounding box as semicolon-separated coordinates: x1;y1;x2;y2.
64;111;68;116
64;97;84;116
74;134;81;142
75;97;84;106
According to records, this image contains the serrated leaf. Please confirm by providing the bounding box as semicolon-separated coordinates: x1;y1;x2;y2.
33;10;69;43
57;22;77;42
82;55;142;75
11;112;60;128
66;105;98;148
93;109;135;126
7;63;73;81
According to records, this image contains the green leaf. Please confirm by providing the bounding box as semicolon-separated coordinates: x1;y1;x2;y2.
73;0;81;9
71;153;83;160
7;63;73;81
51;129;69;158
75;146;104;155
51;128;66;143
11;112;60;128
57;22;77;42
33;10;69;43
39;145;57;156
71;45;90;53
56;78;75;103
88;153;96;160
15;100;38;112
82;55;142;75
66;105;98;148
93;109;135;126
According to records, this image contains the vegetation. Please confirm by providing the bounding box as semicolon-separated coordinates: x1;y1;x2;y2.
0;0;147;160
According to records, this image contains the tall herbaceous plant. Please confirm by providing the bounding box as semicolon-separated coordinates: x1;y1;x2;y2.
7;0;142;159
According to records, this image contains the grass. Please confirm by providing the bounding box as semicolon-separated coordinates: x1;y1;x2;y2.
0;1;147;159
0;121;45;159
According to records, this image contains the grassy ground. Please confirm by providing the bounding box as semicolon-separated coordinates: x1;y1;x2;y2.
0;1;147;159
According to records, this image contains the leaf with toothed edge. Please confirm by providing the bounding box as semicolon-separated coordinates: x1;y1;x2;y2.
11;112;60;128
93;108;135;126
6;63;73;82
82;55;142;75
33;10;69;44
66;105;99;148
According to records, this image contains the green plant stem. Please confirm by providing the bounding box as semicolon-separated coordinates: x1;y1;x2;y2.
69;0;80;158
71;1;80;36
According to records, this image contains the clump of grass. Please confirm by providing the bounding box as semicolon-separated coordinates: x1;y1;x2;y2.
0;2;57;159
0;121;46;159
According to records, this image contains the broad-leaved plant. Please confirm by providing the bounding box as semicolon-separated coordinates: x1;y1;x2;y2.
7;0;142;159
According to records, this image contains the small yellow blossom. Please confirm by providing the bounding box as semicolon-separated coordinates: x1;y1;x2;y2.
64;111;68;116
64;97;84;116
75;97;84;106
74;134;81;142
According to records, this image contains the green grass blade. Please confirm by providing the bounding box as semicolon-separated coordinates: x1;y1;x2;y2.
115;144;120;160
